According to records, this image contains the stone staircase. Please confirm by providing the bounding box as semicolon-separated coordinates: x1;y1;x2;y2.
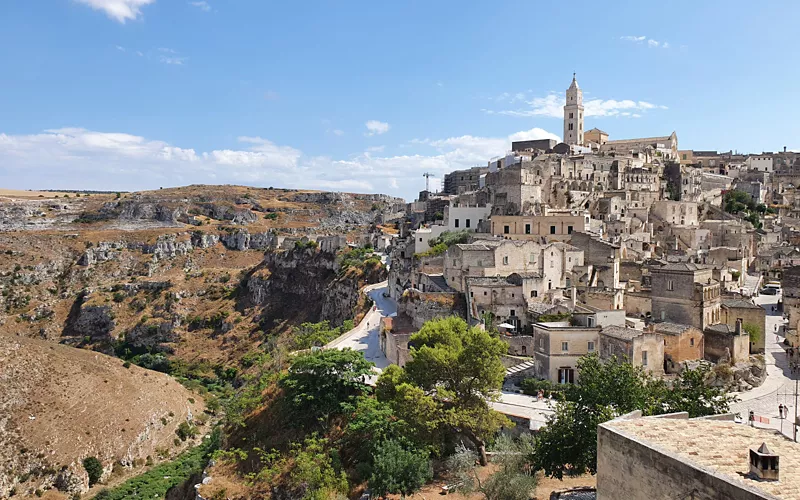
506;359;536;377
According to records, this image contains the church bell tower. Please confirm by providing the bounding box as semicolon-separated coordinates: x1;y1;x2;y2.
563;73;584;146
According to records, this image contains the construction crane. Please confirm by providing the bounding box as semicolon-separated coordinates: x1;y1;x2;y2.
422;172;433;192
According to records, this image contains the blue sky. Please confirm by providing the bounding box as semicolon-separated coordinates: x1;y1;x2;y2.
1;0;799;200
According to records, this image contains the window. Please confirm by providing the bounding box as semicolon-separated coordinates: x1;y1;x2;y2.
588;341;595;352
511;293;515;298
568;225;573;234
587;317;595;327
569;123;574;131
504;225;510;234
503;256;509;265
455;218;460;228
510;309;516;316
550;225;556;234
525;223;531;234
667;280;674;291
550;261;554;268
483;291;487;296
690;337;695;346
521;345;527;355
419;238;422;242
558;367;575;384
561;342;569;352
569;112;574;119
531;290;538;298
465;219;471;228
642;350;648;366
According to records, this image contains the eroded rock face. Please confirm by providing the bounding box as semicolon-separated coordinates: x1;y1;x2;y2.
220;229;277;251
70;304;116;341
693;356;767;392
126;320;179;351
141;235;193;262
190;232;219;249
79;241;126;266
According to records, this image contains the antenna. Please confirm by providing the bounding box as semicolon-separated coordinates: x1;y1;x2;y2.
423;172;432;192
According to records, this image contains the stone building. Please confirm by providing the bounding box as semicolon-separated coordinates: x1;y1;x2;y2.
598;326;665;376
651;200;699;227
599;132;679;160
704;320;750;364
598;413;799;500
443;166;488;195
443;238;583;294
650;262;721;329
489;213;587;242
532;321;600;383
584;127;608;146
783;265;800;347
652;322;704;373
720;298;766;354
466;274;527;332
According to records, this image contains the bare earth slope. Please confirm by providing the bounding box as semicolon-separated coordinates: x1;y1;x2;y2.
0;333;204;498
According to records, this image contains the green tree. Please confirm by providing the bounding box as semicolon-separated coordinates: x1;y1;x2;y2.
447;434;538;500
530;354;734;479
744;323;762;346
342;396;409;465
369;439;432;499
281;348;374;424
377;317;509;465
82;456;104;486
288;435;349;500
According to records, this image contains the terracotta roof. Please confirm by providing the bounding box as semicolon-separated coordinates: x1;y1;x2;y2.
604;417;800;499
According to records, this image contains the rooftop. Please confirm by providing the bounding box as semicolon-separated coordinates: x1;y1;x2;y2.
721;298;763;310
705;323;735;335
652;322;696;335
604;417;800;499
600;325;644;341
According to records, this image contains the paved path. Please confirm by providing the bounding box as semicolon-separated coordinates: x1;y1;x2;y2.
730;290;798;439
326;281;394;372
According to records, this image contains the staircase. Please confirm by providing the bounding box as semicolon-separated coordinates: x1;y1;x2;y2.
506;359;536;377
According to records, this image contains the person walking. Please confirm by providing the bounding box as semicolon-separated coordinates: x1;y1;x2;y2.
779;404;785;419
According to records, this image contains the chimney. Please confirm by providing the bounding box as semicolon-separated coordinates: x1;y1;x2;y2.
750;442;779;481
784;146;787;153
735;318;743;335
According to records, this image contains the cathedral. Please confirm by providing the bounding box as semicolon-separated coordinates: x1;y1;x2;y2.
562;74;678;160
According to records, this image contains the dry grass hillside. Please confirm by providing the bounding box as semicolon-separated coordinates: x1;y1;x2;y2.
0;184;396;498
0;333;205;498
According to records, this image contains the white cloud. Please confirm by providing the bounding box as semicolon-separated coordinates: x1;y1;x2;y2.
115;45;126;52
157;48;187;65
0;125;560;200
486;92;667;119
332;129;345;136
621;34;670;49
365;120;390;136
189;1;211;11
75;0;155;23
367;145;385;153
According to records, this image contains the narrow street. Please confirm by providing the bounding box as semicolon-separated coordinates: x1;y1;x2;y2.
730;288;798;439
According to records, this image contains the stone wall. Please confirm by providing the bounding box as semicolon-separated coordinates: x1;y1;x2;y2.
625;291;652;318
503;335;535;356
397;289;466;330
705;330;750;364
381;330;412;367
597;421;771;500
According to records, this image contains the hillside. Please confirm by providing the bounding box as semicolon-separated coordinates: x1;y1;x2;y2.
0;184;395;498
0;333;205;498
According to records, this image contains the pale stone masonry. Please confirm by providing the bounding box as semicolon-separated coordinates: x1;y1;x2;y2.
650;262;721;330
598;413;800;499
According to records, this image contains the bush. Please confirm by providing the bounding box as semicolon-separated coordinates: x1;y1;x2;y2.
370;439;431;498
83;456;103;486
176;421;198;442
112;291;126;303
520;378;562;398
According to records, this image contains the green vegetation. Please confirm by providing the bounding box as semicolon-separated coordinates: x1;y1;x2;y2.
376;316;509;465
264;212;279;220
93;430;219;500
744;322;762;345
337;247;382;274
519;377;563;398
294;239;319;250
82;456;103;486
369;439;432;499
414;230;470;258
530;354;735;479
723;190;763;229
447;434;537;500
280;348;374;425
291;320;354;350
536;312;572;323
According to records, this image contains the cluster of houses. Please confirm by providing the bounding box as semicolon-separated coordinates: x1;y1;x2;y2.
377;75;800;386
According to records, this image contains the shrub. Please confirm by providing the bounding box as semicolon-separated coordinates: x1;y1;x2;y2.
83;456;103;486
176;421;198;442
112;291;126;303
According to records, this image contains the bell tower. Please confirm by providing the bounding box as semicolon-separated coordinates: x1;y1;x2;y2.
563;73;584;146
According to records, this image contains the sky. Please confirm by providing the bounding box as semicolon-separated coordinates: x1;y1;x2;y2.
1;0;800;200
